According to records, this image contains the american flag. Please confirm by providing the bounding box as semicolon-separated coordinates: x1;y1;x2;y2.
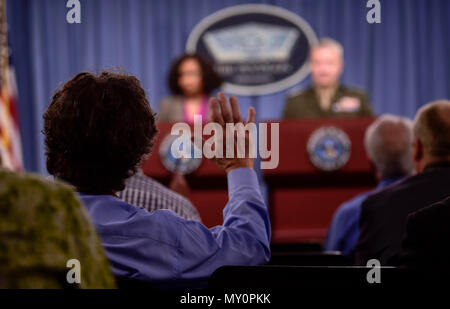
0;0;22;170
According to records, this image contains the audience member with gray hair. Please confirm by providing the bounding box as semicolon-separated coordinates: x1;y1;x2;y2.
364;114;414;179
324;114;414;256
356;100;450;266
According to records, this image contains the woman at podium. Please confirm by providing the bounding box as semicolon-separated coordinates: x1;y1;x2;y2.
158;53;223;123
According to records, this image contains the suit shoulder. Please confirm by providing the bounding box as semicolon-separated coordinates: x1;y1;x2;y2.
340;85;368;99
409;197;450;224
361;186;392;211
158;95;183;121
159;95;182;107
360;180;404;215
361;174;434;217
371;174;420;199
286;87;314;102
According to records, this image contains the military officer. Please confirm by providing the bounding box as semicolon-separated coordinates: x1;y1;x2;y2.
284;38;373;118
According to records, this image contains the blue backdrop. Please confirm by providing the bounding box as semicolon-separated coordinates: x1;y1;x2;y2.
7;0;450;173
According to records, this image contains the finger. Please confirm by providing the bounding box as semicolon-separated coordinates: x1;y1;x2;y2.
218;92;233;123
208;97;225;126
246;107;256;124
229;96;242;123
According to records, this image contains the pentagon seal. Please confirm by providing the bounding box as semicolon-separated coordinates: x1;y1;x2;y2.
307;126;351;171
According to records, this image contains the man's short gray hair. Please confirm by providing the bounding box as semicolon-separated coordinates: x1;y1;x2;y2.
364;114;414;178
311;38;344;59
413;100;450;159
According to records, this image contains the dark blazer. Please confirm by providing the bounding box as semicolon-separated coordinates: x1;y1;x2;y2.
399;196;450;281
355;163;450;266
283;84;373;119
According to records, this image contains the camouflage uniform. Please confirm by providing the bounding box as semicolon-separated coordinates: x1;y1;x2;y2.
0;169;116;289
284;85;373;119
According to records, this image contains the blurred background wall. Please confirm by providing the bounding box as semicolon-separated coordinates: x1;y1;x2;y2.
7;0;450;173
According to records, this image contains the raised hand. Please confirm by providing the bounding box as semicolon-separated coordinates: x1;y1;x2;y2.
208;92;256;173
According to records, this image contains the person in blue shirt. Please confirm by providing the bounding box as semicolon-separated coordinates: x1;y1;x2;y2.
324;114;415;256
42;71;271;288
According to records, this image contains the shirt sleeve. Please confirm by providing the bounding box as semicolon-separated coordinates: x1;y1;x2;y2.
174;168;271;284
323;208;345;252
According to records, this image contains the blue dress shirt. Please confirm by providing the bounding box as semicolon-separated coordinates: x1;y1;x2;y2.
324;177;404;256
79;168;271;288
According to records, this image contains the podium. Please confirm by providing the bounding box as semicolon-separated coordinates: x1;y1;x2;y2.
142;117;376;244
262;117;376;243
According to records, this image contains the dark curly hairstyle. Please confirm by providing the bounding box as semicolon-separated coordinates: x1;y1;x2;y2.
43;71;158;195
168;53;223;96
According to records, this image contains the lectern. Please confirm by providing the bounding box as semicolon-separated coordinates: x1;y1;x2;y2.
262;117;376;243
142;118;376;244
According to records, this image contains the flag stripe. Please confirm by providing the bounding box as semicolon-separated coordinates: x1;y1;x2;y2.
0;0;23;170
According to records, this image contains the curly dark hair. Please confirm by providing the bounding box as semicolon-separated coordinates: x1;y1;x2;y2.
43;71;158;195
168;53;223;96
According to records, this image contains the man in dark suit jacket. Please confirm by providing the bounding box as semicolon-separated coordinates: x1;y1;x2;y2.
399;196;450;281
355;100;450;266
284;38;373;118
